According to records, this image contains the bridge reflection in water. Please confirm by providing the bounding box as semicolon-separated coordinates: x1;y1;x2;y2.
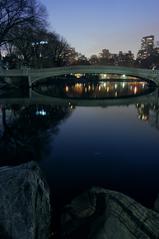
0;87;159;123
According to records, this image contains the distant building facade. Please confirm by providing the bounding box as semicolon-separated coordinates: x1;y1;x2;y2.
137;35;154;60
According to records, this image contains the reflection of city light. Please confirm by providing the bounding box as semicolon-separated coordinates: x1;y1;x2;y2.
85;87;87;92
115;84;117;89
74;83;83;94
88;85;91;91
141;104;144;109
65;86;69;92
106;87;110;92
142;115;148;121
36;109;47;116
142;83;145;88
115;91;118;97
98;86;101;91
104;82;107;87
122;74;126;78
134;86;137;94
122;82;126;88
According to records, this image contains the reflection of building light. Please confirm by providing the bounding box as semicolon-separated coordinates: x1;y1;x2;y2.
75;83;82;87
88;85;91;91
98;86;101;91
115;91;118;97
106;87;110;92
134;86;137;94
65;86;69;92
115;84;117;89
104;82;107;87
74;83;83;94
122;82;126;88
141;104;144;109
141;115;148;121
142;83;145;88
85;87;87;92
36;109;47;116
143;115;147;120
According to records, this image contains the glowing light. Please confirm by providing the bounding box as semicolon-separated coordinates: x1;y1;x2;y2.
115;84;117;89
74;73;83;79
122;82;126;88
100;74;107;79
134;86;137;94
65;86;69;92
36;109;47;116
106;87;110;92
74;83;83;94
142;115;148;121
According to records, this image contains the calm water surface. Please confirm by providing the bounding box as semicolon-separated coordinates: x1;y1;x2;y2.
0;78;159;210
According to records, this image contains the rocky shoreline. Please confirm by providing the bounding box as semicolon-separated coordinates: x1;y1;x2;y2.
0;162;159;239
0;161;51;239
61;187;159;239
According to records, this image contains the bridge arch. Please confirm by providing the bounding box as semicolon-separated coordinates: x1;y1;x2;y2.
0;65;159;86
30;65;159;86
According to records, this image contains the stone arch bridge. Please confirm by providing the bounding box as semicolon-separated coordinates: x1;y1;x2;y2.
0;65;159;86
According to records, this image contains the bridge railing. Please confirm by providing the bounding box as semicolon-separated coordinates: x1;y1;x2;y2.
1;66;159;81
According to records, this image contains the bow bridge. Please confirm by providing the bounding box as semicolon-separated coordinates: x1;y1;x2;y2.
0;65;159;86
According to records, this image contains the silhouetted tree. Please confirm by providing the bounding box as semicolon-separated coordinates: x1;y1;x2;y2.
0;0;47;46
89;55;99;65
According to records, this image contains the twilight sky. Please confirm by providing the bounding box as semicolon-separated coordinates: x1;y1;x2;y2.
42;0;159;57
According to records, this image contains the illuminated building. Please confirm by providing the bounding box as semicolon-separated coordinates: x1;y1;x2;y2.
137;35;154;60
141;35;154;51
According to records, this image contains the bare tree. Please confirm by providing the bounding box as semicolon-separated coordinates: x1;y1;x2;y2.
0;0;47;46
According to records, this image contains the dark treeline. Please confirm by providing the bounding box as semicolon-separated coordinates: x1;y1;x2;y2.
0;0;159;69
0;0;87;68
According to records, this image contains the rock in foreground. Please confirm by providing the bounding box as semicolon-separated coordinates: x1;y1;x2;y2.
61;187;159;239
0;161;50;239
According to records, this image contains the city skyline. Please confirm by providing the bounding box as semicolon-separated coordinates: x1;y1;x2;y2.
42;0;159;57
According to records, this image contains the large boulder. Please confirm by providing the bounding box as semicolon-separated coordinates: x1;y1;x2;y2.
61;187;159;239
0;161;51;239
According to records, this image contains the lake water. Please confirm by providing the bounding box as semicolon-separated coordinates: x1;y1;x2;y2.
0;76;159;228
